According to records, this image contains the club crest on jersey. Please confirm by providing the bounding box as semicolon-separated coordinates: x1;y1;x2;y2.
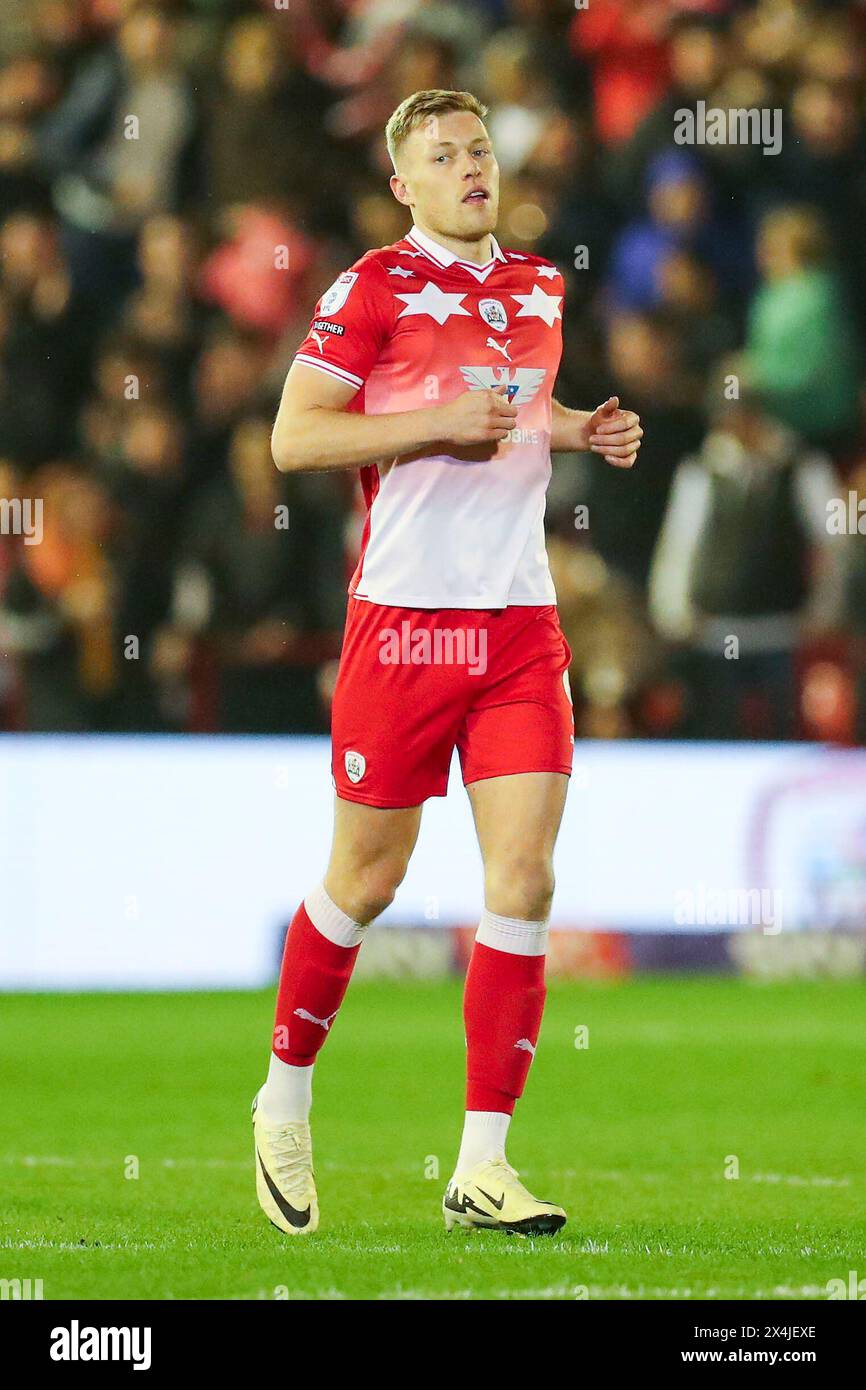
320;271;358;317
344;750;366;784
478;297;508;331
459;365;547;406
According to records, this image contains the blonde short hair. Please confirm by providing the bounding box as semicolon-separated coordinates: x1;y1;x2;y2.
385;89;488;168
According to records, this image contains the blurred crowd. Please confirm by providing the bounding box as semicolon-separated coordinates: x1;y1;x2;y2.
1;0;866;740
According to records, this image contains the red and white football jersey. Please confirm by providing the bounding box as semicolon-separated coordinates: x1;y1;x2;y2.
293;224;564;609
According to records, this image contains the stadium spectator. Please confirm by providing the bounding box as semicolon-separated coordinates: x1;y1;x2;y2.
118;214;208;415
607;149;751;312
0;466;118;730
0;211;89;467
570;0;671;147
183;322;272;496
483;29;557;175
36;0;201;313
546;506;665;740
737;206;862;452
204;14;334;217
649;391;841;739
152;413;347;734
198;205;315;339
579;309;705;590
609;13;732;205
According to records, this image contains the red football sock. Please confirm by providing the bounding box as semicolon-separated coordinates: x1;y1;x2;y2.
464;939;547;1115
272;900;361;1066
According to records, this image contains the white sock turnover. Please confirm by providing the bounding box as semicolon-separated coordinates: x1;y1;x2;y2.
260;1054;314;1124
454;1110;511;1178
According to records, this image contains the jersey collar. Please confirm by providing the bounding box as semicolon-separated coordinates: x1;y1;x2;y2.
406;224;506;283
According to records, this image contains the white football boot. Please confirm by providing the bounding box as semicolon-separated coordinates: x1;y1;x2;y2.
443;1157;566;1236
252;1090;319;1235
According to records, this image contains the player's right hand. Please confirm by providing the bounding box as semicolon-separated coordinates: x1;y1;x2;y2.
436;385;518;445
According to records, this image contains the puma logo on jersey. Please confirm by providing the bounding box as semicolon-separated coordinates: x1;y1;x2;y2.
487;337;512;361
310;331;327;355
459;365;547;406
514;1037;536;1056
294;1007;339;1031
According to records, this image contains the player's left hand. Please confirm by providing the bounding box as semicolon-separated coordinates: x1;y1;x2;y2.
586;396;642;469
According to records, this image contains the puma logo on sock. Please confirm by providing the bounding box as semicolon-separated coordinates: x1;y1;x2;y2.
294;1007;338;1031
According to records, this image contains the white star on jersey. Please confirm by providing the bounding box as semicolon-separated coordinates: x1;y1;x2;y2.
536;264;560;280
387;265;416;278
512;283;563;327
395;281;471;324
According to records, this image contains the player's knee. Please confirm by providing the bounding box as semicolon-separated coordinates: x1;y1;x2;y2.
330;848;410;925
352;873;399;924
485;854;555;922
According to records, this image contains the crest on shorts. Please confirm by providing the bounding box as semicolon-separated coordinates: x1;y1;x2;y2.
344;750;366;784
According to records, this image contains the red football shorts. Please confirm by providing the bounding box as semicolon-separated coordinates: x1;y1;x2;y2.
330;600;574;807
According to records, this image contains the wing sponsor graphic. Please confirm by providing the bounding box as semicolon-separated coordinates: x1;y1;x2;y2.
459;365;547;406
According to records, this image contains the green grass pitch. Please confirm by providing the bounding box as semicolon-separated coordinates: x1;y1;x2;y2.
2;977;864;1300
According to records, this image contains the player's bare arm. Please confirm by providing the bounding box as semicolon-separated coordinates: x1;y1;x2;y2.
550;395;643;469
271;363;518;472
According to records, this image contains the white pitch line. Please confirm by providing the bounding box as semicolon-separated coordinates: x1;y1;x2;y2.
1;1237;160;1253
1;1155;404;1173
1;1155;248;1170
749;1173;851;1187
547;1168;855;1187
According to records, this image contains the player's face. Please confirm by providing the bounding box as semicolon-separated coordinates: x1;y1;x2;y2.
391;111;500;242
